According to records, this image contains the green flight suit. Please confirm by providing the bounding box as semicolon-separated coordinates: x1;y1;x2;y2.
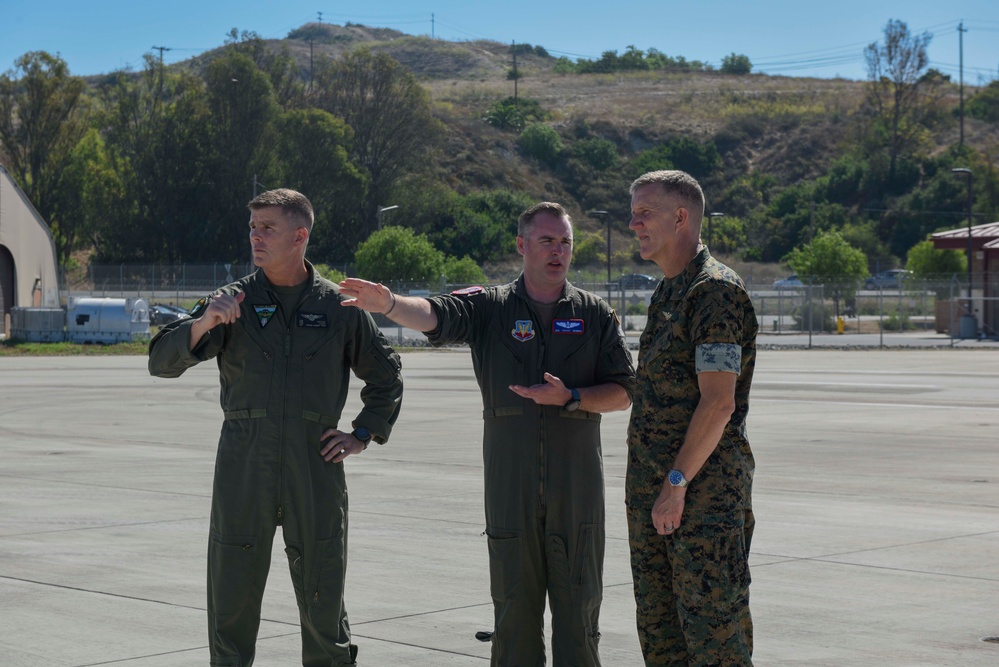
626;248;757;666
425;276;635;667
148;263;403;667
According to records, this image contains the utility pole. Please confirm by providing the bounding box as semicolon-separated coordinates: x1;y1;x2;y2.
511;41;519;101
308;38;314;94
317;11;323;24
958;21;967;148
152;46;171;100
432;13;435;39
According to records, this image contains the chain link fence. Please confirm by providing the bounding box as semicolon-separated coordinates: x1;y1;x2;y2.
69;265;995;339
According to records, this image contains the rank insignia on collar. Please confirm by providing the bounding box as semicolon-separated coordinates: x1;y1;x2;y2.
511;319;535;342
553;318;584;334
254;305;277;328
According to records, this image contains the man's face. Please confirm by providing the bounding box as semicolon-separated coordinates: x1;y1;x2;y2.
517;211;573;288
629;184;681;266
248;206;305;269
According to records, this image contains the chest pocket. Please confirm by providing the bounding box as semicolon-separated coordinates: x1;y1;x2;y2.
300;319;349;427
219;316;274;419
641;307;696;406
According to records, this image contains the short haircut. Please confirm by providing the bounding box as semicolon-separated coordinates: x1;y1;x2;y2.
247;189;315;231
517;202;572;237
630;170;705;221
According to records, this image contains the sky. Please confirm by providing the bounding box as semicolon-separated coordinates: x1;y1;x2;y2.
1;0;997;83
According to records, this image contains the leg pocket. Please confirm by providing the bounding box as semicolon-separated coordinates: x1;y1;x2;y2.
208;531;270;664
485;530;521;603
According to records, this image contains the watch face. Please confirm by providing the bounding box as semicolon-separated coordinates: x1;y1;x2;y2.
668;470;686;486
354;427;371;442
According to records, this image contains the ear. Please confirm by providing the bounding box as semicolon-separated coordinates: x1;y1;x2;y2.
295;227;309;246
675;207;690;230
516;235;526;256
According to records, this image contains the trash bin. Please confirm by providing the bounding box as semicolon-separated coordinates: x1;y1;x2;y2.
959;314;977;339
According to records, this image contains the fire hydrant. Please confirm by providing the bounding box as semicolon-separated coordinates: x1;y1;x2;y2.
836;316;845;334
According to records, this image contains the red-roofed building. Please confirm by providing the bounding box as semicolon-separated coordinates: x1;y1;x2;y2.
931;221;999;337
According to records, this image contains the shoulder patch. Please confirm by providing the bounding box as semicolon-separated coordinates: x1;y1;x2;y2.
451;286;485;296
189;296;211;318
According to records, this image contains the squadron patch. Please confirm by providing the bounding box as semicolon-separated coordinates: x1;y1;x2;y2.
254;304;277;328
511;319;536;342
297;312;328;328
189;296;211;318
553;318;584;334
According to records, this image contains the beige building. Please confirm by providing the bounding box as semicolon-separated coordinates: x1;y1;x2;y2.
0;164;60;331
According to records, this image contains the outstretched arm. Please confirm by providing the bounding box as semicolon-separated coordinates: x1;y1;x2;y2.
339;278;438;332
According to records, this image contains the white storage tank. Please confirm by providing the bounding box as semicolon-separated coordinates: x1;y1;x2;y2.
66;297;150;344
10;307;66;342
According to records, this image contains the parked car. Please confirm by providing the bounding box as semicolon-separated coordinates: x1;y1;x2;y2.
864;269;912;290
149;303;190;326
618;273;659;290
773;274;804;289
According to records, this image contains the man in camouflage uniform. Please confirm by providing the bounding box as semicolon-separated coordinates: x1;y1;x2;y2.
338;202;636;667
625;171;758;666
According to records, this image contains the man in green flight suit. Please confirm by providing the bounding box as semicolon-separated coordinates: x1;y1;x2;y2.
148;189;403;667
338;202;636;666
626;171;758;666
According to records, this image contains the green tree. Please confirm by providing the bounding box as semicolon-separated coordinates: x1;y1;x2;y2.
94;61;216;263
274;109;369;260
573;137;619;171
312;48;444;237
442;256;487;284
904;239;965;278
966;81;999;124
720;53;752;75
518;123;564;167
203;50;280;259
863;20;935;189
0;51;87;264
784;231;869;315
353;226;445;282
223;28;303;108
51;129;122;267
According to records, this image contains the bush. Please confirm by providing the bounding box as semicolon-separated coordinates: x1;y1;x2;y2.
354;227;444;282
573;137;620;171
442;256;487;284
483;96;549;131
721;53;752;75
313;263;347;283
518;123;564;167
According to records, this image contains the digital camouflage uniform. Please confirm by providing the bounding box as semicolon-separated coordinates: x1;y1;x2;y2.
148;262;403;667
425;275;635;667
626;248;758;667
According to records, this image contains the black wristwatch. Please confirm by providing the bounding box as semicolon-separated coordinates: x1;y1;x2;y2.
563;388;581;412
351;427;372;449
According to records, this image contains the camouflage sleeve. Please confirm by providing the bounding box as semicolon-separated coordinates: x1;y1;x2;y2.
689;280;749;374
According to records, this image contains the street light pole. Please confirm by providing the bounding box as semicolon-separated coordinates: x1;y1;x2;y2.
590;210;610;284
377;205;399;230
951;168;973;300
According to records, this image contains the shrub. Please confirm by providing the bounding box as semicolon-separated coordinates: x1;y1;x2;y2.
721;53;752;75
518;123;564;167
574;137;620;171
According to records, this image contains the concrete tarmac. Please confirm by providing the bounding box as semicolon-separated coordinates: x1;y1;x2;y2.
1;348;998;666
